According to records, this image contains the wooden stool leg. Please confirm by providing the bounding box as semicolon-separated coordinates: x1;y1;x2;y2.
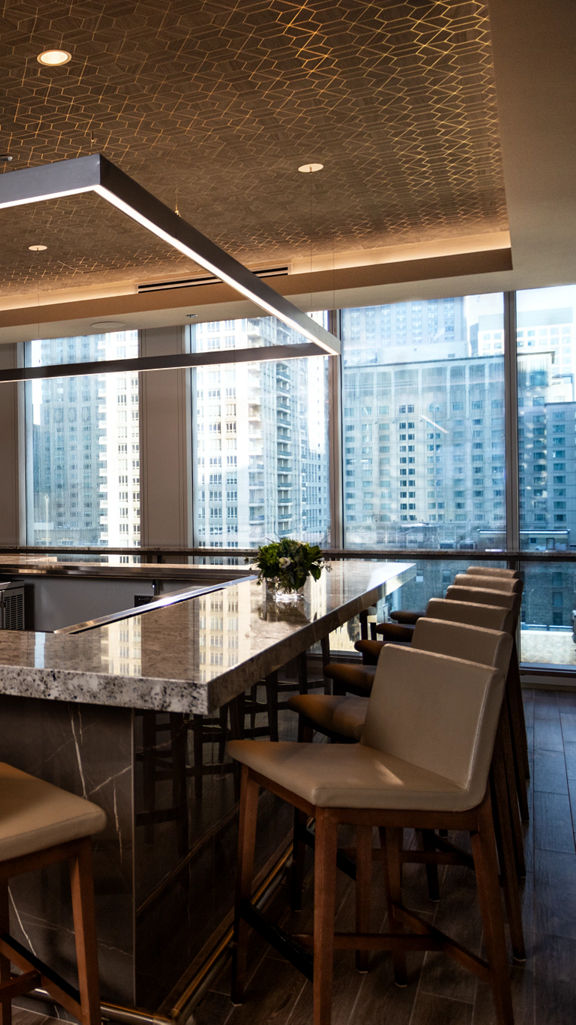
218;706;228;763
265;673;279;741
290;808;309;910
0;880;11;1025
506;684;530;823
380;826;407;986
509;641;530;780
69;840;101;1025
297;713;314;742
232;768;260;1003
421;829;440;901
297;653;309;693
321;636;331;694
471;799;515;1025
501;704;527;878
355;825;372;972
228;695;245;799
313;809;339;1025
490;752;526;962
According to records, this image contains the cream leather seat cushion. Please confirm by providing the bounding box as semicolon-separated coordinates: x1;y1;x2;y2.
287;693;368;740
228;739;472;811
0;762;106;861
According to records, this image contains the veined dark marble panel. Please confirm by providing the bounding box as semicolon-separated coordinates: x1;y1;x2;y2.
0;688;304;1014
0;696;135;1007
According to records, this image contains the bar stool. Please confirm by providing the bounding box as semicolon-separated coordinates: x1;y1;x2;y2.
0;762;106;1025
324;623;411;695
288;616;527;907
357;580;529;822
445;583;530;818
359;568;521;658
289;614;512;743
229;645;514;1025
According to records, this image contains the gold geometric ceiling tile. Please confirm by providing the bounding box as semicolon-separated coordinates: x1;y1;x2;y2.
0;0;507;299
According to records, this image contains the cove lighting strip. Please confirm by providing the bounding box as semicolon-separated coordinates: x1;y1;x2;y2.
0;153;340;357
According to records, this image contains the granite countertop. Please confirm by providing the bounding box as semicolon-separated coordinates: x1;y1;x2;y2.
0;553;249;582
0;560;414;714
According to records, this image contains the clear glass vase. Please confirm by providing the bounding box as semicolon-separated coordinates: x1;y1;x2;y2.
265;580;305;604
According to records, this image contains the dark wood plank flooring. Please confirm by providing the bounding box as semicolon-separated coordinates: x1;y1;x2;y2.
12;688;576;1025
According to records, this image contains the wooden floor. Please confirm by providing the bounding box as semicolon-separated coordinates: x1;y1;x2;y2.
12;688;576;1025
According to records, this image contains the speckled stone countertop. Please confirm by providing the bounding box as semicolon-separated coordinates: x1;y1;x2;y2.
0;552;250;581
0;559;414;714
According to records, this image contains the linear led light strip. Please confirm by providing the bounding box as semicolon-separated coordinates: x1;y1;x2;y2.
0;153;340;357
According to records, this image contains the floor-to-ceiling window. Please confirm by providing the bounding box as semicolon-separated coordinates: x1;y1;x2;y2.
515;285;576;665
18;288;576;670
24;332;140;546
190;317;330;548
340;294;506;612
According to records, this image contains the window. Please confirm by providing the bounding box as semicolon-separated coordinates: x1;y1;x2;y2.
191;317;330;546
24;332;140;546
517;286;576;565
341;294;505;549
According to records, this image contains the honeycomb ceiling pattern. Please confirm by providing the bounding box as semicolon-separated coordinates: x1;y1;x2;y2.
0;0;507;299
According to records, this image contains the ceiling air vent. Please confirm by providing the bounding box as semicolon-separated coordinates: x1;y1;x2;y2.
137;267;289;294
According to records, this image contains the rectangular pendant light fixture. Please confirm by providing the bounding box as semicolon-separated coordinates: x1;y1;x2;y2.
0;153;340;368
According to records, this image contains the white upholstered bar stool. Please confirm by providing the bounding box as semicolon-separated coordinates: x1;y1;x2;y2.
358;567;521;656
424;596;525;865
288;616;526;926
289;614;512;740
0;763;106;1025
445;582;530;815
289;607;513;741
229;645;515;1025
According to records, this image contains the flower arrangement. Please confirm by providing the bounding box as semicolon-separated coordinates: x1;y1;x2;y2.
250;538;327;593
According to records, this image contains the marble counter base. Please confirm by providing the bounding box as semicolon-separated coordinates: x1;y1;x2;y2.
1;691;295;1013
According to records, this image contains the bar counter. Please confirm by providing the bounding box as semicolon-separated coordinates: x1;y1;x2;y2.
0;557;413;1018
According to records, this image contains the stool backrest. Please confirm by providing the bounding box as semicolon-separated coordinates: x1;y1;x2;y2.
362;645;505;805
446;584;518;613
453;573;523;595
426;597;514;634
466;566;519;579
412;618;512;671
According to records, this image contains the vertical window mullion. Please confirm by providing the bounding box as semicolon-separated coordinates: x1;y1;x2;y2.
327;308;343;550
504;290;520;552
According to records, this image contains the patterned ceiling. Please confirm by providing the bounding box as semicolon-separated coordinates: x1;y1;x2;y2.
0;0;507;301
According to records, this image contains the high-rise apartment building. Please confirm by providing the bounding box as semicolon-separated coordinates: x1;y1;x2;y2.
192;318;330;548
26;333;140;546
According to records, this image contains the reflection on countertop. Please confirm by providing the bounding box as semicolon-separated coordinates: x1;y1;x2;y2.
0;559;414;714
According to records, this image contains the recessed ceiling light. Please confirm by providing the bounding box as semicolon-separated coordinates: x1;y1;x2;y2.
298;162;324;173
37;49;72;66
28;243;47;252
